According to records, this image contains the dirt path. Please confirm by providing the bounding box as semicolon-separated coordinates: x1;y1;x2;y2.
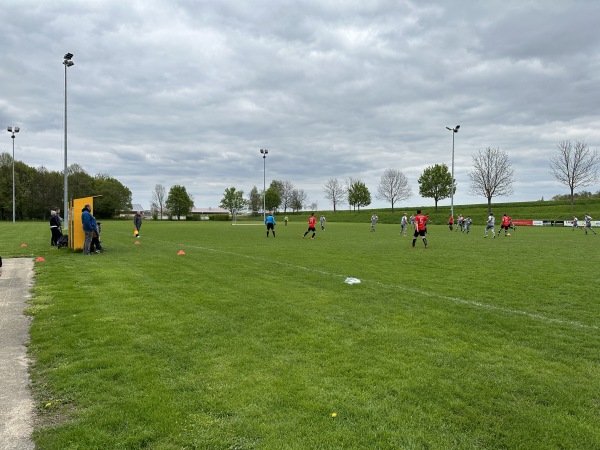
0;258;35;450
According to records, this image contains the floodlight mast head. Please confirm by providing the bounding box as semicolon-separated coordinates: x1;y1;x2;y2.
260;148;268;157
7;126;19;134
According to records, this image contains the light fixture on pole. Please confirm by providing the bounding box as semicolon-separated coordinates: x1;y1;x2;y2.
7;126;20;224
260;148;268;221
445;125;460;219
63;52;74;232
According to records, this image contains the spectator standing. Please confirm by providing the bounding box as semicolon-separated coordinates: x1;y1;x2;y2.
81;204;94;255
49;210;62;246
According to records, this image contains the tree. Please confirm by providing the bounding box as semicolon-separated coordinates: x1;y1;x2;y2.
347;179;371;211
279;180;295;213
219;187;246;215
67;163;95;200
550;140;599;209
93;174;133;219
165;185;194;219
418;164;454;212
247;186;261;215
264;187;281;212
324;178;346;212
468;147;514;213
290;188;308;212
152;184;167;219
377;169;412;212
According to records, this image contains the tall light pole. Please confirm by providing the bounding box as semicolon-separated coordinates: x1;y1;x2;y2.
63;52;74;232
7;126;20;224
260;148;268;221
445;125;460;219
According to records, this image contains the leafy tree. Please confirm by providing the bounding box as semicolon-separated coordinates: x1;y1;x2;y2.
247;186;261;215
377;168;412;212
166;185;194;219
324;178;346;213
152;184;167;219
219;187;247;214
347;179;371;211
550;140;599;209
67;164;95;200
468;147;514;213
264;187;281;212
93;174;133;219
418;164;454;212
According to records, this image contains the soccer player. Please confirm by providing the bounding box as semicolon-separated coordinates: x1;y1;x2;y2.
370;214;379;232
464;216;472;234
448;215;454;231
499;213;511;237
400;213;408;236
584;214;597;235
572;216;579;230
412;209;428;248
265;211;276;237
457;214;464;233
484;212;495;238
303;213;317;239
320;215;326;231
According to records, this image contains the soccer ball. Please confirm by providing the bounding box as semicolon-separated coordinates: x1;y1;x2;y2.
506;233;511;237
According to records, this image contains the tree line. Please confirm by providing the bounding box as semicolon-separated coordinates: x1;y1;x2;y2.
0;152;132;220
218;141;599;216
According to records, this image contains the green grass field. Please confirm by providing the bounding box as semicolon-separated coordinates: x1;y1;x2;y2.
2;219;600;449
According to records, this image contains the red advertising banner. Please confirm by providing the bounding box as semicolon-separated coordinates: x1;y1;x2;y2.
512;219;533;226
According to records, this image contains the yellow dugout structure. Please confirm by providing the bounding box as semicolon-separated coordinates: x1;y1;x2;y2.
68;196;101;250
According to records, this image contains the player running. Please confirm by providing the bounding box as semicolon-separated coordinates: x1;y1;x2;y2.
411;209;428;248
584;214;597;235
303;213;317;240
498;213;511;237
484;212;496;238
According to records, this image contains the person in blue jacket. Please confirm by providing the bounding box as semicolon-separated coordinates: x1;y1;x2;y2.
265;211;276;237
81;204;94;255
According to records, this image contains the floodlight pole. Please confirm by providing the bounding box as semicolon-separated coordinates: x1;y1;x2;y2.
63;53;74;232
446;125;460;219
7;126;20;223
260;148;268;221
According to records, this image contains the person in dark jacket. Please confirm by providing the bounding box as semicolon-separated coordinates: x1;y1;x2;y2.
81;205;94;255
134;211;143;237
49;210;62;246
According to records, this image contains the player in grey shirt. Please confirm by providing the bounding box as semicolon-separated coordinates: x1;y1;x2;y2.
484;213;495;238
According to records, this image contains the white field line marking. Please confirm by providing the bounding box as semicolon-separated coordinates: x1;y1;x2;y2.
154;238;600;331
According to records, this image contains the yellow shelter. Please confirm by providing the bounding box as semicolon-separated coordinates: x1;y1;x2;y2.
68;196;101;250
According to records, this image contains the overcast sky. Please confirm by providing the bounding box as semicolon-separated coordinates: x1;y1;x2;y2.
2;0;600;211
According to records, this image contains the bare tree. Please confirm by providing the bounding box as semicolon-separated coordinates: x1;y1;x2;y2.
550;140;599;209
152;184;167;219
291;189;308;212
468;147;514;213
377;168;412;212
324;178;346;212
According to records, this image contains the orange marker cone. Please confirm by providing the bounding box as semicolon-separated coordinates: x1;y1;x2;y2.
36;257;45;262
135;241;140;245
21;243;27;247
177;250;185;255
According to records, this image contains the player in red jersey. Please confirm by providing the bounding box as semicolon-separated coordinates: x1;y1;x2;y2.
303;212;317;240
412;209;428;248
499;213;511;237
